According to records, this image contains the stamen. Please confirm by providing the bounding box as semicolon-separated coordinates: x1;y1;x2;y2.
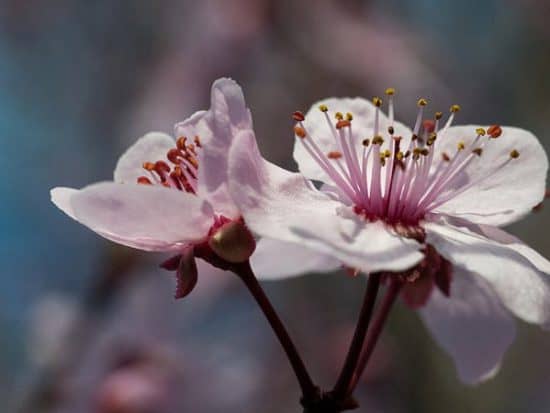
293;111;305;122
294;126;307;138
298;94;518;227
487;125;502;138
137;176;152;185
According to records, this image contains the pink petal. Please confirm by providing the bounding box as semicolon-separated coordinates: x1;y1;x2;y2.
113;132;175;184
60;182;214;252
425;220;550;327
228;129;423;273
250;238;341;280
295;97;412;182
420;267;516;384
432;126;548;226
174;78;251;218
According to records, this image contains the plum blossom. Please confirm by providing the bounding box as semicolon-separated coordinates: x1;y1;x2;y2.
51;78;256;298
232;91;550;384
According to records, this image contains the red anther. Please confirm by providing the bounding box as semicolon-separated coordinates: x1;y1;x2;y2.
194;136;202;147
161;181;171;188
185;165;197;179
137;176;152;185
187;143;196;155
167;148;183;164
292;111;305;122
335;120;351;129
327;151;343;159
442;152;450;162
184;155;199;169
487;124;502;138
294;126;307;138
154;161;171;182
154;160;171;173
142;162;155;171
422;119;435;133
176;136;187;150
170;171;183;190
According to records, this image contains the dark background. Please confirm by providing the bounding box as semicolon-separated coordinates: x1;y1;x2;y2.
1;1;550;412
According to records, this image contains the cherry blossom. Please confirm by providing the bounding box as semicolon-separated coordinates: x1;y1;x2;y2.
232;91;550;384
51;78;255;298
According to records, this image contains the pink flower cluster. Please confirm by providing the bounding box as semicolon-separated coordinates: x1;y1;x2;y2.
52;78;550;386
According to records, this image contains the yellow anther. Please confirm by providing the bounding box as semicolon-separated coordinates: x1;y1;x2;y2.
427;132;437;146
346;112;353;121
420;148;429;156
476;128;486;136
450;104;461;113
319;104;328;112
294;126;307;138
385;87;395;96
380;154;387;166
510;149;520;159
435;111;443;120
362;138;370;147
372;97;383;107
372;135;384;145
396;151;404;160
383;149;391;158
417;98;428;107
457;141;465;150
335;112;344;120
472;148;483;156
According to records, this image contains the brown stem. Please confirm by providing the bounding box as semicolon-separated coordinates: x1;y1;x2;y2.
347;279;402;394
233;261;320;405
331;273;381;400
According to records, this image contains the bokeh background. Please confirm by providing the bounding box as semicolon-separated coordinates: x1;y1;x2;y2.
2;0;550;412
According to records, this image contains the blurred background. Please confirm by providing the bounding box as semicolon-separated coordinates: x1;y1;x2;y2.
1;0;550;412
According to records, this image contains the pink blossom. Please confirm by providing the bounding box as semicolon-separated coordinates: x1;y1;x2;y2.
230;92;550;384
51;78;255;298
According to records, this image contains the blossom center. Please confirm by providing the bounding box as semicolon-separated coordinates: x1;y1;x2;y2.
137;136;201;194
293;91;519;226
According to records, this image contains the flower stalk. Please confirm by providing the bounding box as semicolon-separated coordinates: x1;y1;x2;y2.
331;273;381;401
232;261;320;405
347;278;403;395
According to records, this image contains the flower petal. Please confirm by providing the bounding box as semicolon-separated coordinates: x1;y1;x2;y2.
113;132;175;184
174;78;251;218
51;187;78;220
425;220;550;326
432;125;548;226
64;182;214;251
250;238;341;280
229;129;424;273
295;97;412;182
420;267;516;384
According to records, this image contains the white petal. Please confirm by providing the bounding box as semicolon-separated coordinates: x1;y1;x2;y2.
113;132;175;184
250;238;341;280
68;182;214;251
174;78;251;217
420;267;516;384
229;129;424;273
432;126;548;226
191;78;253;194
295;97;412;182
450;218;550;275
425;220;550;326
51;187;78;220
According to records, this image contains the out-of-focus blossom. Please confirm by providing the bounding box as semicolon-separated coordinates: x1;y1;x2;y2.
51;78;256;298
233;92;550;384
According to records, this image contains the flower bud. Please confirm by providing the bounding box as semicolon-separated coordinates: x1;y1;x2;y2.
208;221;256;263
